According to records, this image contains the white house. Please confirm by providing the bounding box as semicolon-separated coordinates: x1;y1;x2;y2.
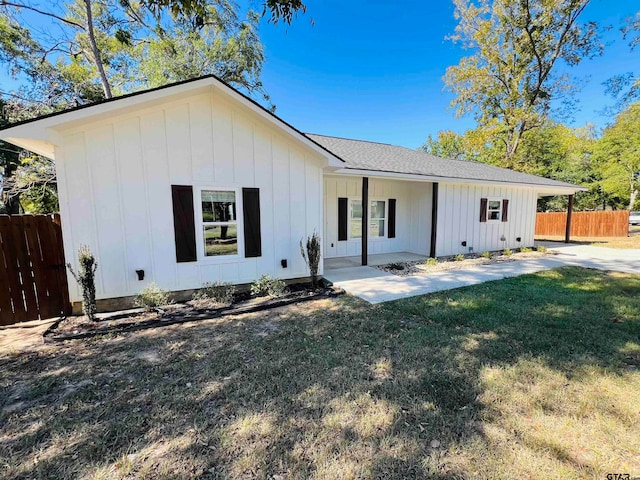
0;75;582;311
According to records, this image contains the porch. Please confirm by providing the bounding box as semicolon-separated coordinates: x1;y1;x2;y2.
324;251;428;270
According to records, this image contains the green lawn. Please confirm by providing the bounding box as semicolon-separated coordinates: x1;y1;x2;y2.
1;267;639;479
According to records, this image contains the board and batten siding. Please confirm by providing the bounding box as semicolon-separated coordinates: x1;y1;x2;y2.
323;176;432;258
435;183;537;256
56;91;325;302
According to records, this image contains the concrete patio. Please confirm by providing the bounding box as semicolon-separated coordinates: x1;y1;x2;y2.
322;243;640;304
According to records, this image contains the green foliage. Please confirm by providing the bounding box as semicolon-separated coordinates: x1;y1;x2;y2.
420;131;468;159
520;247;533;253
425;257;438;265
480;251;491;259
593;103;640;210
445;0;601;164
134;283;171;312
192;281;236;306
250;275;288;298
300;231;321;288
536;245;547;253
454;253;465;261
67;245;98;321
502;248;513;256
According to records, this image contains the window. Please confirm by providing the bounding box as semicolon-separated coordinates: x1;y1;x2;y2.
349;199;386;239
487;199;502;221
201;190;238;256
350;200;362;238
370;200;385;237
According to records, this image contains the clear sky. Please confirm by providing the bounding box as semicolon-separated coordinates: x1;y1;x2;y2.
257;0;639;148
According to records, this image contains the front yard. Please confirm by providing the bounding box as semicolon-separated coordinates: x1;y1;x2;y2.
1;267;639;479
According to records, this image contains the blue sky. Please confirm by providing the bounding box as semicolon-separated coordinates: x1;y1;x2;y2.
257;0;639;148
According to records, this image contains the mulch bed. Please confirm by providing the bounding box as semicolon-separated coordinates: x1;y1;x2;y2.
376;250;554;277
44;284;343;342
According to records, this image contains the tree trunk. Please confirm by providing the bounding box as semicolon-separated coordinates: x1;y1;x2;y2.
84;0;112;99
630;187;638;211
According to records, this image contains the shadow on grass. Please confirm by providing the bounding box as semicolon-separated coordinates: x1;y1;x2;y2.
0;267;639;479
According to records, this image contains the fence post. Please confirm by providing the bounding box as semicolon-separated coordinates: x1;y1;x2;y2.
565;195;574;243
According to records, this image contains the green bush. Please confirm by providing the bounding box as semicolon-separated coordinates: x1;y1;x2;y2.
192;281;236;307
480;251;491;259
134;283;171;312
536;245;547;253
454;253;465;261
425;257;438;266
67;245;98;321
250;275;288;298
520;247;533;253
300;231;322;289
502;248;513;256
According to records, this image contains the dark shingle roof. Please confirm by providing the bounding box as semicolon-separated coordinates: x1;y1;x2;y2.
306;134;579;189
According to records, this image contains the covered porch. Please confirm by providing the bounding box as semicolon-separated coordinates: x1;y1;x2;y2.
324;251;428;270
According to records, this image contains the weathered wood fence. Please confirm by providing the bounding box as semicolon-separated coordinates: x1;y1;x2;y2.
0;214;71;325
535;210;630;238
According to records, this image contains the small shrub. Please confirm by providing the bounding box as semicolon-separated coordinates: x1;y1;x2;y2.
480;251;491;259
134;283;171;312
387;262;405;270
536;245;547;253
67;245;98;321
454;253;465;261
250;274;288;298
502;248;513;256
425;257;438;266
300;231;322;289
520;247;532;253
192;281;236;307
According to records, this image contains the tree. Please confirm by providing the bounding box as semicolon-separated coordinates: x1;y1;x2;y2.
603;12;640;114
420;131;468;160
594;102;640;211
445;0;601;167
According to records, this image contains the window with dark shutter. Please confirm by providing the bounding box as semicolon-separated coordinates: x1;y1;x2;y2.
338;197;348;241
479;198;488;223
388;199;396;238
171;185;197;262
502;199;509;222
242;188;262;258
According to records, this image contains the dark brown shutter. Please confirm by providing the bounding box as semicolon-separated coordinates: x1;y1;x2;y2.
171;185;197;262
338;197;348;241
242;188;262;258
479;198;488;223
388;199;396;238
502;199;509;222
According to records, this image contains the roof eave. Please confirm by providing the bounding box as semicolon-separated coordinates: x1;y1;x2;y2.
330;167;585;193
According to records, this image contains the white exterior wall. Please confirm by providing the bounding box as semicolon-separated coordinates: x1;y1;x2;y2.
56;91;325;302
323;175;432;258
435;183;538;256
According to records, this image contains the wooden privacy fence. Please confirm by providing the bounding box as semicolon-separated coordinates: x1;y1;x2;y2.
535;210;630;238
0;214;70;325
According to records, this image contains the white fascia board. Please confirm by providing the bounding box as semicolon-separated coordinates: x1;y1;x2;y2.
0;76;344;167
330;168;586;193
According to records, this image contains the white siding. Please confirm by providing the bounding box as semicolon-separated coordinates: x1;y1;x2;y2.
323;176;432;258
57;92;326;302
435;183;537;256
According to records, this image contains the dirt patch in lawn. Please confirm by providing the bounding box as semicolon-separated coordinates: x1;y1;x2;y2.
377;250;552;276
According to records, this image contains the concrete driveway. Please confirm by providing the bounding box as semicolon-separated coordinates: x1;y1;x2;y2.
323;243;640;304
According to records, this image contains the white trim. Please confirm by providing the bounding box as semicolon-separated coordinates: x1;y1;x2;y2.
0;77;345;167
193;186;244;264
486;197;503;223
331;169;586;194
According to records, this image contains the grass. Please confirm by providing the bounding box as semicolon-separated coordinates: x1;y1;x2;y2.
536;225;640;249
1;267;639;479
